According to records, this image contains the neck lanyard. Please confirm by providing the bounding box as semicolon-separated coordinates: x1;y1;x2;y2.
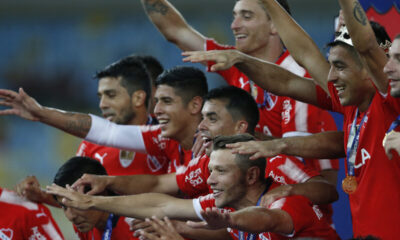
387;115;400;134
238;183;271;240
346;109;368;176
99;214;115;240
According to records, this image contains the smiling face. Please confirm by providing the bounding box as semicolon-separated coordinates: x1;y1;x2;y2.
154;85;192;139
231;0;273;55
98;77;135;124
57;196;108;233
384;38;400;97
207;149;247;209
327;45;373;107
198;99;242;156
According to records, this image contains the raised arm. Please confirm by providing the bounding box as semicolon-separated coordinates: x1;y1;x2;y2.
183;50;321;107
338;0;389;93
141;0;206;51
0;88;147;152
260;0;331;92
47;184;198;221
72;173;180;196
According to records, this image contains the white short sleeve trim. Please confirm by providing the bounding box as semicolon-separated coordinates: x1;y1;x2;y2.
192;199;205;221
85;114;147;153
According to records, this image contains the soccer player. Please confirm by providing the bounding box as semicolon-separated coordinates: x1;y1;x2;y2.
182;0;400;238
0;186;64;239
140;0;339;186
47;135;340;240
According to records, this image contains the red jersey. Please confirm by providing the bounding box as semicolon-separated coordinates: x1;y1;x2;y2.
0;188;64;240
316;84;400;239
175;154;211;198
75;216;136;240
193;182;340;240
206;39;339;171
140;125;193;173
76;141;169;176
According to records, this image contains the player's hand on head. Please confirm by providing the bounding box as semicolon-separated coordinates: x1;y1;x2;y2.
226;140;279;160
71;173;108;195
0;88;43;121
46;183;93;210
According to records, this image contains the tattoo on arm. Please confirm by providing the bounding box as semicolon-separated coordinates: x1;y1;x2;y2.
353;1;367;25
64;113;91;137
144;0;169;15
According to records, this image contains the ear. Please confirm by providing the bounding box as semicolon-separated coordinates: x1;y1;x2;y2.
247;166;260;186
235;120;249;134
131;90;147;108
188;96;204;115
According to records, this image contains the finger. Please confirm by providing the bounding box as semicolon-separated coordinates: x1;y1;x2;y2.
186;220;208;229
137;230;159;240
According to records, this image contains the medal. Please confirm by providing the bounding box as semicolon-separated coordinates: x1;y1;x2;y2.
342;175;357;194
383;116;400;147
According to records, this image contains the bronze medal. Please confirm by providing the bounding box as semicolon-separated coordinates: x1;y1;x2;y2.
342;175;357;194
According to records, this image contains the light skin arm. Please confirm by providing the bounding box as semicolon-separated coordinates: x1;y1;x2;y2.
259;0;331;92
72;173;179;196
338;0;388;93
188;207;293;234
141;0;206;51
261;176;339;207
383;131;400;159
227;131;345;160
0;88;91;138
15;176;60;208
183;50;321;107
46;184;199;220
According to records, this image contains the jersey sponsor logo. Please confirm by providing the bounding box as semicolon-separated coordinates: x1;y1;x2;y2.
94;152;108;164
354;148;371;169
185;168;204;187
268;171;287;185
28;226;47;240
36;209;47;218
146;155;164;172
282;99;292;124
119;150;135;168
0;229;13;240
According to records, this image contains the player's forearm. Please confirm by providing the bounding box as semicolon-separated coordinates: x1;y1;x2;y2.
177;225;232;240
338;0;388;92
290;177;339;205
108;175;160;195
37;107;91;138
281;131;346;159
260;0;330;91
229;207;282;234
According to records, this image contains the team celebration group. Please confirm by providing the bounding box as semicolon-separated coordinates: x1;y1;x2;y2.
0;0;399;239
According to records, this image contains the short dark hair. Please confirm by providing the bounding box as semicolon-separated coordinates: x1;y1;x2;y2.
95;56;152;107
213;134;266;180
53;157;108;191
370;21;391;47
204;86;259;134
137;55;164;85
155;66;208;104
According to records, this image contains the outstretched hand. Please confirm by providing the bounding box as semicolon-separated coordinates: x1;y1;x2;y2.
186;207;232;230
137;216;185;240
0;88;42;121
46;184;93;210
16;176;47;203
182;50;243;72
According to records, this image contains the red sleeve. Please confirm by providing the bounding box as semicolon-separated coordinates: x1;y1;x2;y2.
266;155;319;185
175;155;211;198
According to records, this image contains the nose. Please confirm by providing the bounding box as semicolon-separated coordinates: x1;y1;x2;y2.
327;66;338;83
153;101;163;117
206;170;217;186
384;58;395;75
231;16;241;31
99;95;108;110
64;207;79;223
198;118;208;131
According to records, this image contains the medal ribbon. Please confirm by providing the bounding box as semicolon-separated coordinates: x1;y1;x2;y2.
386;115;400;134
101;214;116;240
249;80;273;109
346;109;368;176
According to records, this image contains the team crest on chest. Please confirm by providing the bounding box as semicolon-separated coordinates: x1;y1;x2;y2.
119;150;136;168
0;228;13;240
